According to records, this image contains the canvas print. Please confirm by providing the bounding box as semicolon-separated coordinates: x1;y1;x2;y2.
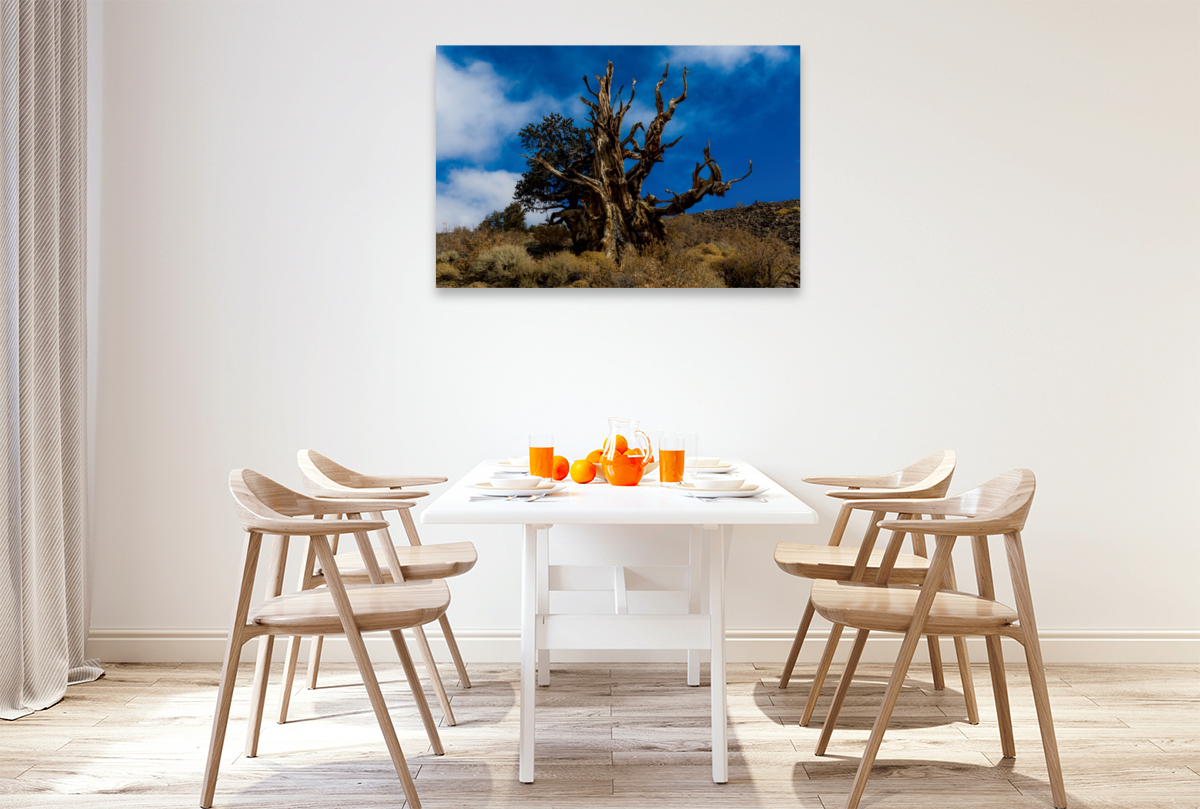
436;46;801;288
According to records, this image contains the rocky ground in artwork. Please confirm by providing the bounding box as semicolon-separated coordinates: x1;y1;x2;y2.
684;199;801;254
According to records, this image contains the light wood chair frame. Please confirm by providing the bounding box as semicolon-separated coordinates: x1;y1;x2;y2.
810;469;1066;809
203;470;449;809
775;450;979;727
278;450;473;730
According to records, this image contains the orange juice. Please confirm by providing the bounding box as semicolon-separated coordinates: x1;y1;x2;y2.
529;445;554;478
602;452;646;486
659;449;685;483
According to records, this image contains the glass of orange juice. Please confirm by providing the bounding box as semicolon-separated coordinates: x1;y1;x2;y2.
529;433;554;478
658;432;686;483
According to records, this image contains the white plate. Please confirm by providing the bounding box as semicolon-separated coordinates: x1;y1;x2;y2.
686;459;733;471
689;466;737;475
472;480;563;496
673;482;768;499
495;460;529;470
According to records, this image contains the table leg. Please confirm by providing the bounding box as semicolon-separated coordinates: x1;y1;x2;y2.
520;524;539;783
688;527;703;686
537;526;550;687
710;524;730;784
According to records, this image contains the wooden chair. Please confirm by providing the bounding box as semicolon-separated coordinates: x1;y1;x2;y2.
203;469;450;809
274;450;475;728
775;450;978;727
809;469;1066;809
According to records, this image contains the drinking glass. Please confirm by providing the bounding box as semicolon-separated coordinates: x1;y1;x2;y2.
681;432;699;481
528;433;554;478
658;432;686;483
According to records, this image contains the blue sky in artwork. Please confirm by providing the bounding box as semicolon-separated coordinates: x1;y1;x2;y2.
436;46;800;230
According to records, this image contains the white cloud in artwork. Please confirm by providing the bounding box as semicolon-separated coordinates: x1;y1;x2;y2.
436;167;525;230
436;53;545;162
665;46;791;72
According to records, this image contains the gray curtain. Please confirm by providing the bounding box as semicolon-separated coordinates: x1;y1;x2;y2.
0;0;99;721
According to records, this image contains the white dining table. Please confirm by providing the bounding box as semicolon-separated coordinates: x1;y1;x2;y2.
420;459;818;784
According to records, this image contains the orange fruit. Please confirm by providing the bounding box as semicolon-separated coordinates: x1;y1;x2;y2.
570;459;597;484
551;455;569;481
602;435;629;455
627;448;644;456
586;448;603;464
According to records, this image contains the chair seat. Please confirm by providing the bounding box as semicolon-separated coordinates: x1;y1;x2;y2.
249;580;451;635
810;579;1018;636
318;541;477;583
774;542;931;585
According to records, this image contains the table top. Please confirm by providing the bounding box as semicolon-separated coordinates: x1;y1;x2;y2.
420;459;819;526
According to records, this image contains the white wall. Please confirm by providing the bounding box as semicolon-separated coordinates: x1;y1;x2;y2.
87;0;1200;663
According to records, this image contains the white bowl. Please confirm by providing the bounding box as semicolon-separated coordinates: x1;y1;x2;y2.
508;456;529;466
691;476;745;491
688;457;723;468
498;476;543;489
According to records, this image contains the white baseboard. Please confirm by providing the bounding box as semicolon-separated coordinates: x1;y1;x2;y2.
88;626;1200;665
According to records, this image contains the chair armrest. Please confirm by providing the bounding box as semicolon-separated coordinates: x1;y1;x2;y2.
310;488;429;500
840;496;958;514
828;486;940;501
357;474;447;488
878;516;1008;537
308;497;416;516
803;474;898;488
249;517;389;536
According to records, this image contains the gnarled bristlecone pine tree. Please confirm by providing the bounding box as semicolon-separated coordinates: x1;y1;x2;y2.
524;61;752;259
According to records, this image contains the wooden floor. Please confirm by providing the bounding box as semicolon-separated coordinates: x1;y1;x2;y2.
1;659;1197;808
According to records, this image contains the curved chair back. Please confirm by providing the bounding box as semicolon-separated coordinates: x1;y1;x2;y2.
826;450;957;502
297;449;445;498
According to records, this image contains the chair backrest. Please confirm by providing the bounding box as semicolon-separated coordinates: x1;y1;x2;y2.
940;469;1036;533
874;469;1036;537
229;468;395;535
230;468;318;530
895;450;956;488
298;450;374;493
296;449;445;498
828;450;956;502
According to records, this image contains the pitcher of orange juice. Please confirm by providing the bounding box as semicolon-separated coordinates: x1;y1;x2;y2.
601;417;655;486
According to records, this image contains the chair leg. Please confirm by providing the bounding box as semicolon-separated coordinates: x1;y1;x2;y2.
311;535;424;808
940;555;979;722
201;533;262;809
353;631;423;808
785;500;853;694
283;538;319;711
801;622;843;726
842;626;924;809
779;597;816;689
305;635;325;688
244;635;275;757
412;623;457;726
953;635;979;724
1006;532;1067;809
985;634;1015;756
277;634;303;723
244;535;288;757
972;536;1006;740
925;635;946;689
815;628;870;755
910;530;947;691
200;631;248;808
389;628;445;756
840;535;957;809
439;613;471;688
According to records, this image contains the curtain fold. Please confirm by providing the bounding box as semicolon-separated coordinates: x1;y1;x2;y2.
0;0;98;721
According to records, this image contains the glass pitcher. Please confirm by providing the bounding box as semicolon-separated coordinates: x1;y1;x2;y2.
602;416;655;486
